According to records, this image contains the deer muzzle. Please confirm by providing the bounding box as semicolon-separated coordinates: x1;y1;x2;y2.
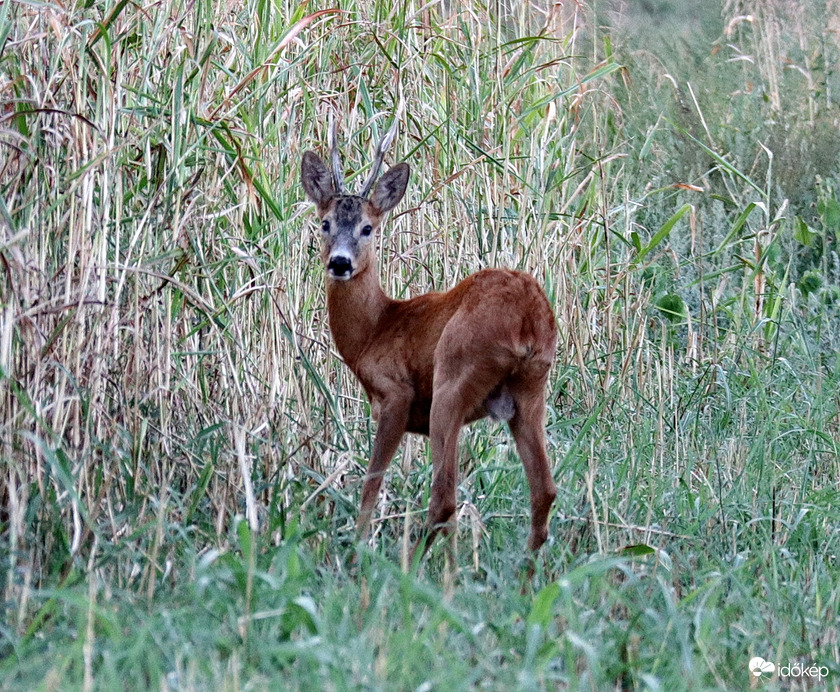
327;253;354;280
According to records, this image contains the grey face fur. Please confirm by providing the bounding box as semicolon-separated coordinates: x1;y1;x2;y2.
319;195;377;281
300;150;410;281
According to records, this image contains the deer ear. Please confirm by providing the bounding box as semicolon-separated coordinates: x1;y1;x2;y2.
301;151;334;210
370;163;410;214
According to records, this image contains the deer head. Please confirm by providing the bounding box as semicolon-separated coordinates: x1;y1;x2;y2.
300;121;410;282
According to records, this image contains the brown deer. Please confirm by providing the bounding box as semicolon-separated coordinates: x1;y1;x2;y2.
300;121;558;563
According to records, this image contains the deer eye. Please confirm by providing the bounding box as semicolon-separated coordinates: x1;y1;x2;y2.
321;220;330;233
361;225;372;237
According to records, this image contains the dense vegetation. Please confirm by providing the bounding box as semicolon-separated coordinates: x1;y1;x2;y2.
1;0;838;689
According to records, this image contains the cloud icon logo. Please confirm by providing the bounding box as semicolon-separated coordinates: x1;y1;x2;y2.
749;657;775;678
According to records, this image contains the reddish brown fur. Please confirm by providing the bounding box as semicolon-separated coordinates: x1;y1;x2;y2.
301;149;557;562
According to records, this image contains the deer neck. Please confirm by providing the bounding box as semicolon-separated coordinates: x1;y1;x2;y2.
326;263;389;368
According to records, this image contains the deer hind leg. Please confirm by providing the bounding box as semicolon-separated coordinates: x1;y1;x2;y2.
508;382;556;552
412;354;510;562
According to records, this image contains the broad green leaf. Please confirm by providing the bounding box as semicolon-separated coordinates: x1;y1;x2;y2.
634;204;692;265
818;198;840;228
656;293;687;322
620;544;656;557
527;582;561;628
794;216;817;246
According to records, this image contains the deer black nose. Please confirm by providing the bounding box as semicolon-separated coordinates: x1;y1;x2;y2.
328;255;353;277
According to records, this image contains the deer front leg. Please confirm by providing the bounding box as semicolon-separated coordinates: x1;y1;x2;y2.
356;391;411;541
410;382;465;563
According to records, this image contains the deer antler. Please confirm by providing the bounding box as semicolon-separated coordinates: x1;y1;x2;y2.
328;112;348;195
358;98;405;198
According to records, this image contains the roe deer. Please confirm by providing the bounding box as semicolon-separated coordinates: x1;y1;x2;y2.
300;122;558;563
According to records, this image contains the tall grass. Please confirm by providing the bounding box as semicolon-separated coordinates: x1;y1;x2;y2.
1;0;839;689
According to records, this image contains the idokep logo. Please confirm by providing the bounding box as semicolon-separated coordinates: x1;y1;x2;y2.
749;657;775;680
749;656;830;683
